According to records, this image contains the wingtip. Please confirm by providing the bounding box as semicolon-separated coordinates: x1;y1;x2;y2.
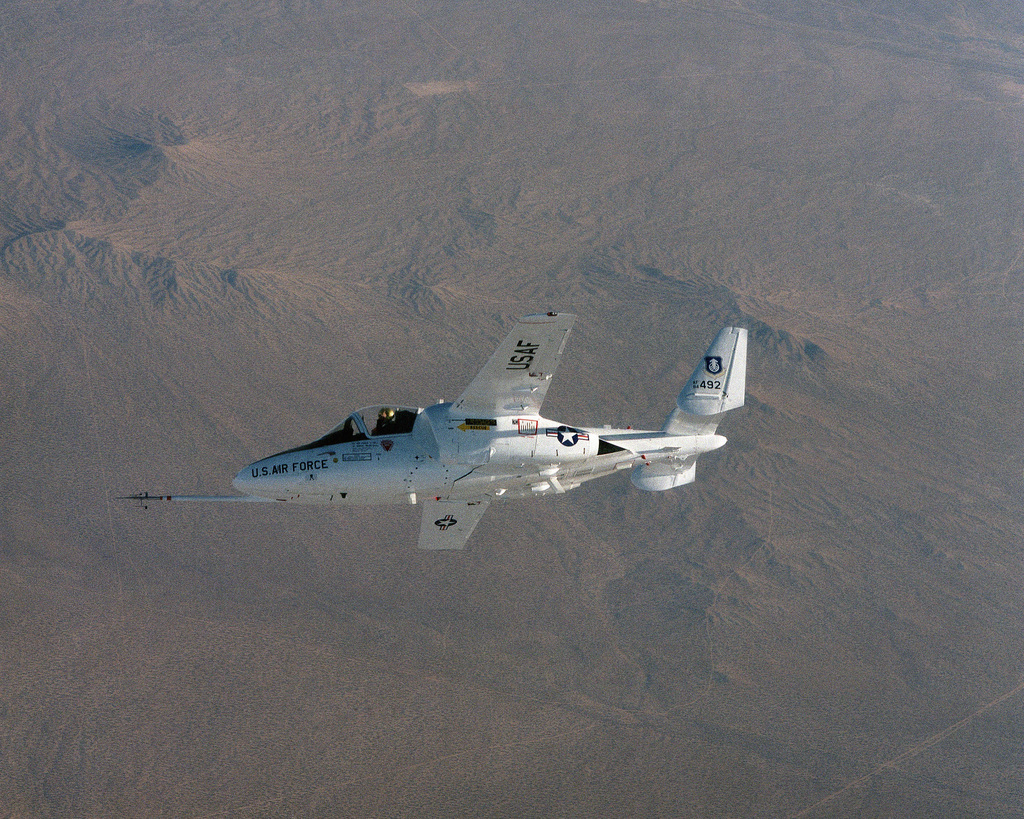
519;311;576;324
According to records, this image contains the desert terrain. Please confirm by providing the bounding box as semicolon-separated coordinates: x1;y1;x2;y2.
2;0;1024;815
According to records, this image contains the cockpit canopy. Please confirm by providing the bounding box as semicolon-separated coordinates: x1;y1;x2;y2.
316;405;420;445
276;406;421;457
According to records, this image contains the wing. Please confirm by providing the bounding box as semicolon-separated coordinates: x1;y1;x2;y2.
452;312;576;417
418;499;490;550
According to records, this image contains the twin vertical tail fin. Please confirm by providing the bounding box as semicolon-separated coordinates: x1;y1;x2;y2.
663;326;747;436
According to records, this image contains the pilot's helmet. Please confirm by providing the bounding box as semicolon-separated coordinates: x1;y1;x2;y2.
380;407;395;419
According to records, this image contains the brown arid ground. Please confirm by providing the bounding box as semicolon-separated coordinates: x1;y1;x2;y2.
2;0;1024;815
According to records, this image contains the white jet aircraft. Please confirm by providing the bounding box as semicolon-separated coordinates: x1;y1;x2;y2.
129;313;747;550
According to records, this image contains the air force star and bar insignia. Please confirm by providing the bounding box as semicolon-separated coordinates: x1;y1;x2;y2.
434;514;458;531
547;425;589;446
704;355;723;375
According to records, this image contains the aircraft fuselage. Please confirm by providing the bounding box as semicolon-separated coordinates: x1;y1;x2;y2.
231;402;724;505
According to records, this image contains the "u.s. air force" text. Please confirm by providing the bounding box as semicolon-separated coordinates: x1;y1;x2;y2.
252;459;330;478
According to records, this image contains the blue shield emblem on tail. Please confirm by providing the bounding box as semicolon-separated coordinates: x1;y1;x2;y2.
704;356;723;375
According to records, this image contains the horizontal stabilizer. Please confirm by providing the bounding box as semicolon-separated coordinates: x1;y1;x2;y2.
631;457;697;491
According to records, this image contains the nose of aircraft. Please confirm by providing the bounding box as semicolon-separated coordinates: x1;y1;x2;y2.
232;465;254;494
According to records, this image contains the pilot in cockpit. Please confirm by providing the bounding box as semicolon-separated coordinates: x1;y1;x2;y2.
373;407;397;436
